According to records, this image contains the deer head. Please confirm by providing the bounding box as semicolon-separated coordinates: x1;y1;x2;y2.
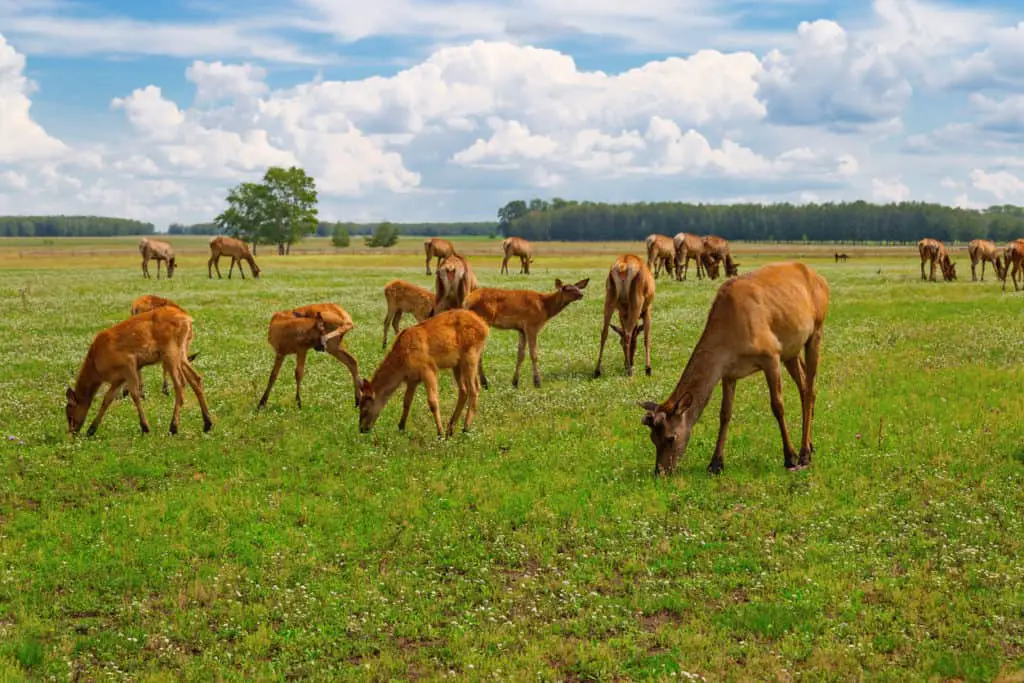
167;257;177;279
941;256;957;281
554;278;589;304
65;386;86;435
250;260;262;279
639;394;694;475
357;378;382;433
611;322;644;373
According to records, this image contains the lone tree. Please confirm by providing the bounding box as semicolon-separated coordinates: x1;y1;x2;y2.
365;221;400;248
331;222;351;248
215;166;319;255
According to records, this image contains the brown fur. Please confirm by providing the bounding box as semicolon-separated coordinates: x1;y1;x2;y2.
702;235;739;278
834;252;849;263
424;237;456;275
65;307;213;436
594;255;656;378
257;303;361;410
1002;239;1024;291
673;232;705;281
466;278;589;389
645;234;675;279
918;238;956;282
968;239;1000;282
501;236;533;275
433;253;479;314
139;238;176;279
640;262;829;475
128;295;196;397
358;309;489;438
208;236;261;279
382;280;434;350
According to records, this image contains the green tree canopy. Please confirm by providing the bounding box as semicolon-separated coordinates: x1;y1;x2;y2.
214;167;319;254
331;222;351;248
364;221;400;248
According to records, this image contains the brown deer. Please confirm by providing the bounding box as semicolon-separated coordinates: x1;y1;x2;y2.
257;303;361;410
382;280;434;350
673;232;705;281
968;239;1001;282
834;252;849;263
918;238;956;281
702;235;739;277
358;309;488;438
432;253;478;314
139;238;176;279
500;236;533;275
424;237;456;275
702;253;721;280
1002;239;1024;291
466;278;589;389
65;307;213;436
594;255;655;378
129;295;197;397
645;234;675;278
209;235;261;279
639;262;829;476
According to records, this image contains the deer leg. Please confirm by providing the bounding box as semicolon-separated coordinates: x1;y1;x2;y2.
166;364;185;435
784;355;813;466
257;354;286;410
327;342;361;409
161;366;170;396
124;368;150;434
799;328;822;467
398;380;419;430
142;258;148;278
593;283;615;378
227;257;236;279
920;256;926;281
294;348;307;409
156;260;162;280
527;329;541;388
512;330;527;388
477;353;490;391
423;372;444;438
446;366;469;438
500;255;508;275
971;259;978;282
707;377;736;475
463;355;481;432
180;362;213;432
980;259;986;281
382;310;395;350
238;257;247;280
763;357;799;470
86;380;126;437
642;306;653;377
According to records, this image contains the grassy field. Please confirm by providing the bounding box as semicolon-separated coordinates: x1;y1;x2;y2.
0;237;1022;681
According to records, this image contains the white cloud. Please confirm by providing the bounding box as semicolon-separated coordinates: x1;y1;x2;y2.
186;61;269;102
453;119;560;167
969;93;1024;138
872;176;911;202
0;34;65;162
111;86;184;140
947;21;1024;89
970;169;1024;202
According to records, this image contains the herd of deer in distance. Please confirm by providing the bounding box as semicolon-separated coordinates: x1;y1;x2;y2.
67;232;1023;476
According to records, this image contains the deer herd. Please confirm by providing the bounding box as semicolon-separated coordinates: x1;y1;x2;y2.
62;231;1020;477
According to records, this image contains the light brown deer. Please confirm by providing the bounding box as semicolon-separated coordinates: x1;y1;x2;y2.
208;235;261;279
382;280;434;350
129;295;197;397
702;235;739;277
65;307;213;436
257;303;361;410
501;236;534;275
918;238;956;282
1002;239;1024;291
432;253;479;314
645;234;675;279
673;232;705;281
424;237;456;275
466;278;589;389
639;262;830;476
594;255;655;378
139;238;176;279
968;239;1001;282
358;309;488;438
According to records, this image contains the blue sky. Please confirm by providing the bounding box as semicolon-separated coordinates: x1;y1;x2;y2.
1;0;1023;227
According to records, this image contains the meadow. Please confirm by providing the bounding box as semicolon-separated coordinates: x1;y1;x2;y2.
0;236;1022;681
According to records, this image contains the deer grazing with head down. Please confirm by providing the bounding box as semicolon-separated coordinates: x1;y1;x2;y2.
673;232;705;281
501;236;533;275
834;252;849;263
594;255;655;378
466;278;589;389
257;304;360;410
432;253;479;314
358;309;488;438
139;238;177;279
208;235;261;279
424;237;456;276
65;307;213;436
968;239;1001;282
702;235;739;277
640;262;829;476
1002;239;1024;291
918;238;956;282
382;280;434;350
129;295;198;397
645;234;675;279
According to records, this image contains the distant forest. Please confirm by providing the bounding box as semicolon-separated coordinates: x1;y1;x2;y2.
168;221;498;237
0;216;154;237
498;200;1024;243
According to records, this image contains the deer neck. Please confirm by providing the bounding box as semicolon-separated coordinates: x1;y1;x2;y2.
542;291;572;320
72;354;102;406
663;336;727;424
369;352;408;405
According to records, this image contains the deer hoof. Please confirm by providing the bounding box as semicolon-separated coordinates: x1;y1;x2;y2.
593;368;602;379
168;423;177;435
645;367;652;377
707;460;724;475
86;424;98;437
203;419;213;433
533;377;541;388
511;378;519;388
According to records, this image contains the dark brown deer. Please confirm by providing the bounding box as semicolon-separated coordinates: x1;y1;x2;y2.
257;303;361;410
673;232;705;281
640;262;830;476
433;253;478;314
1002;239;1024;291
358;309;488;438
702;235;739;277
501;236;533;275
466;278;589;389
594;255;655;378
65;307;213;436
209;236;261;279
424;237;456;275
968;239;1000;282
139;238;176;279
645;234;675;278
382;280;434;350
834;252;849;263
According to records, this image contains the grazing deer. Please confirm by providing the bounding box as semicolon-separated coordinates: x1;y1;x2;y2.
968;239;1001;282
673;233;705;281
466;278;589;389
834;252;849;263
358;309;488;438
1002;239;1024;291
208;236;261;279
65;307;213;436
424;237;456;275
918;238;956;282
382;280;434;350
129;295;197;397
701;253;721;280
500;236;534;275
139;238;176;279
645;234;675;279
702;235;739;277
640;262;830;476
432;253;478;314
594;255;655;378
257;303;361;410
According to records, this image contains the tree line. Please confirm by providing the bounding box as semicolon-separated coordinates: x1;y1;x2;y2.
0;216;154;237
170;220;496;238
497;199;1024;243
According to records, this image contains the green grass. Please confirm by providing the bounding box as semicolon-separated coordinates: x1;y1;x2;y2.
0;241;1022;681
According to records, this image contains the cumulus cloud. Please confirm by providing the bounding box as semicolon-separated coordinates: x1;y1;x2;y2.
970;169;1024;202
0;34;65;162
946;21;1024;89
186;61;269;102
872;176;911;203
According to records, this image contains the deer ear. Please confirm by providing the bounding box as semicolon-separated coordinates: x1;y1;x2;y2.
638;401;660;412
641;412;655;427
555;278;564;289
575;278;590;289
